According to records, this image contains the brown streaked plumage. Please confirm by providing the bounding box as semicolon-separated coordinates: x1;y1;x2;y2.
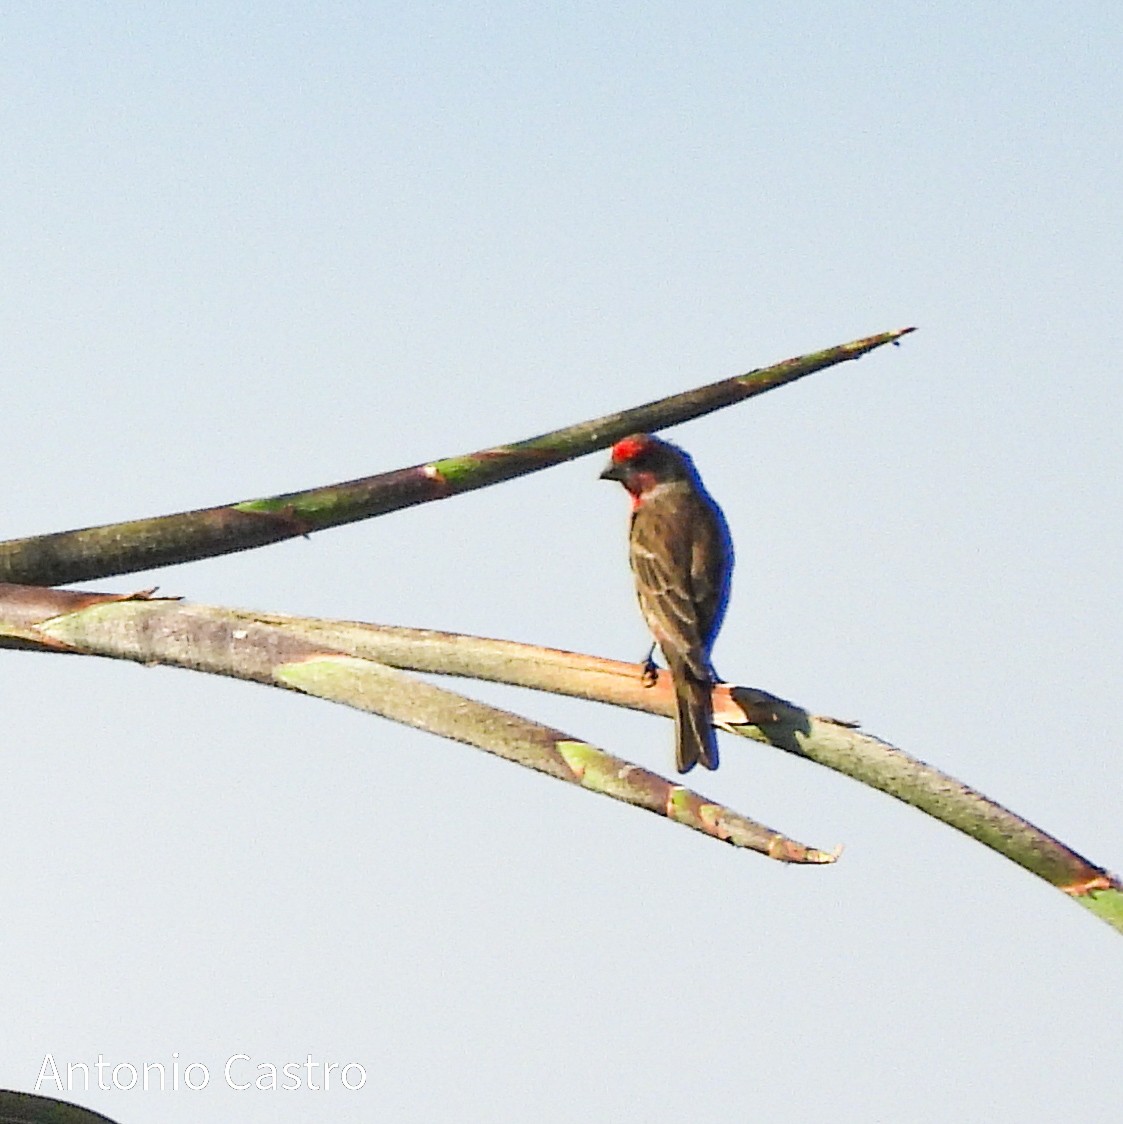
600;433;733;772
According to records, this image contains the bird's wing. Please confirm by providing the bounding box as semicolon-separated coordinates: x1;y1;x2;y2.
689;498;731;644
629;496;711;678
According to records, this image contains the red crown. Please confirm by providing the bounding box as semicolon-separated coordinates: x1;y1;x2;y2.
610;434;652;463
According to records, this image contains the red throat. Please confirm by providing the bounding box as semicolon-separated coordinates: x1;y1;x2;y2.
609;435;657;506
625;471;657;506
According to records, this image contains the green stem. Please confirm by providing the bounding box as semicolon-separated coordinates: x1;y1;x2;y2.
12;590;836;864
0;328;913;585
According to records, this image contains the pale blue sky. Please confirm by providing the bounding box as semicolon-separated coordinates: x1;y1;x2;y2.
2;6;1121;1123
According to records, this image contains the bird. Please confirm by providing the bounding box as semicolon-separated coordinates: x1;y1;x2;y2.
600;433;733;772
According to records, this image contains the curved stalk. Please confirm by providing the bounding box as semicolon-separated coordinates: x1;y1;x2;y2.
1;586;835;864
0;328;913;586
3;585;1117;930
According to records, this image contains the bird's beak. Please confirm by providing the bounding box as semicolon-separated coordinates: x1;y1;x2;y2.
599;462;624;482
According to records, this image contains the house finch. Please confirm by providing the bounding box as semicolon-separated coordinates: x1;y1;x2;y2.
600;433;733;772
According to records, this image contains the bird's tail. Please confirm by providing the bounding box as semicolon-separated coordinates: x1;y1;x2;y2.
671;665;719;773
